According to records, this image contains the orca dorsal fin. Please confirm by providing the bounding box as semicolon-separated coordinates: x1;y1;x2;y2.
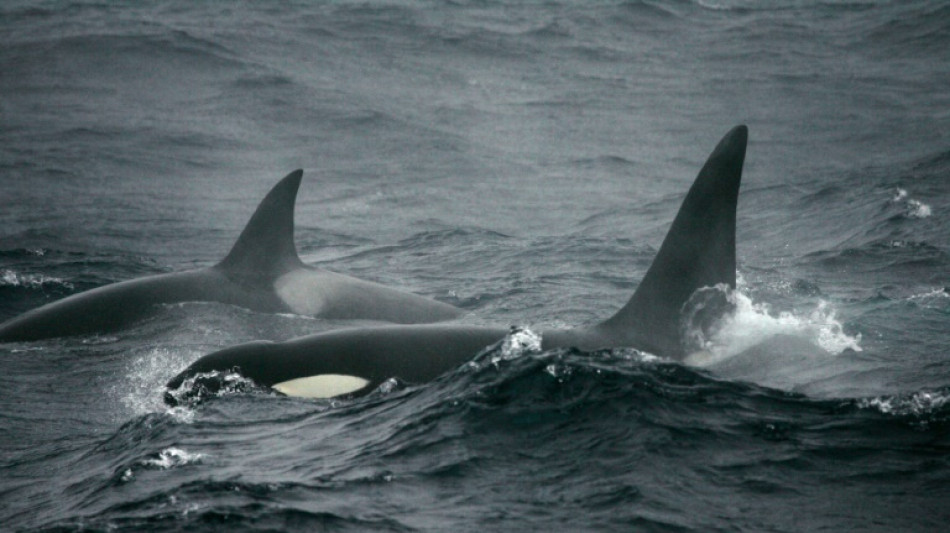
597;125;747;358
217;170;306;281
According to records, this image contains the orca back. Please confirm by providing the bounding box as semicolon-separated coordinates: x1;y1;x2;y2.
597;125;747;358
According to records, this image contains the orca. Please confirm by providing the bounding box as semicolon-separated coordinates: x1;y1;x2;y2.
166;126;747;402
0;171;462;342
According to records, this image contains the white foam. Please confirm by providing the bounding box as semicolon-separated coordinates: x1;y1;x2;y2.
908;287;949;308
500;327;542;358
120;446;206;482
686;289;862;367
143;447;205;469
492;327;542;367
376;377;400;395
892;187;932;218
907;199;932;218
858;389;950;417
467;327;543;372
0;269;73;289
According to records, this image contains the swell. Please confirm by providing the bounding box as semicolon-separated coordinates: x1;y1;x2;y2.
786;144;949;280
139;342;950;531
7;326;948;531
859;1;950;57
3;26;242;69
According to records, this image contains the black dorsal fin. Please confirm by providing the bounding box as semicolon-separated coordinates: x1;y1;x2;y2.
217;170;305;281
597;126;747;358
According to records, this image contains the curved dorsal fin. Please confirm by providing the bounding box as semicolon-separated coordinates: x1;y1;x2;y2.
217;170;305;281
597;125;747;358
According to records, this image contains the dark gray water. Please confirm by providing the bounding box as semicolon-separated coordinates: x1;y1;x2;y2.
1;1;949;531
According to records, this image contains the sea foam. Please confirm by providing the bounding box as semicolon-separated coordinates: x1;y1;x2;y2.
685;286;862;367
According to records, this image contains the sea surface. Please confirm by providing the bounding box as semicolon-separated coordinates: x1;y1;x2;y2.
1;1;949;531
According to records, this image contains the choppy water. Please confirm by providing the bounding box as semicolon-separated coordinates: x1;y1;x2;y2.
1;1;949;531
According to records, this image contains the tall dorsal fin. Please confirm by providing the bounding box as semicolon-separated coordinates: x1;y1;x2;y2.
217;170;306;280
597;125;747;358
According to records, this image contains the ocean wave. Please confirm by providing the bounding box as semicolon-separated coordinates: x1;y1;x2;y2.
912;147;950;175
10;24;241;67
39;485;412;533
862;2;950;56
66;336;948;531
230;72;296;90
853;387;950;430
618;0;684;19
396;226;512;250
907;287;950;309
569;154;640;172
0;247;49;258
119;447;205;483
803;239;949;272
856;388;950;418
0;268;73;290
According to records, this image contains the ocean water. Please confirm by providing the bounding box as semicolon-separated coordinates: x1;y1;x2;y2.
1;0;949;531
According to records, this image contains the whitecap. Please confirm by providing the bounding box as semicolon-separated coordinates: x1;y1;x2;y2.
685;287;862;367
891;187;932;218
0;269;73;289
857;389;950;417
907;287;949;309
906;198;932;218
142;447;205;469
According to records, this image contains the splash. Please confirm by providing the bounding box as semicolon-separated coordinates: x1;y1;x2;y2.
907;199;932;218
113;348;200;419
163;368;269;408
892;188;932;219
376;377;402;395
499;327;542;360
684;286;862;366
468;327;543;371
143;447;205;469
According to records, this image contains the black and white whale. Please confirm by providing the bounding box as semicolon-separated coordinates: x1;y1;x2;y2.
166;125;748;401
0;171;462;342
